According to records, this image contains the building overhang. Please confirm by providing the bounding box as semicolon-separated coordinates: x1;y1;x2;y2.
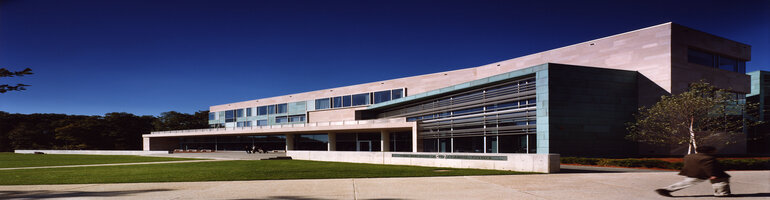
144;118;415;138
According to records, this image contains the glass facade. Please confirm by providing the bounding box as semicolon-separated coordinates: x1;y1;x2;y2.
374;77;537;153
315;98;331;110
276;103;287;114
352;93;370;106
179;135;286;151
294;134;328;150
688;48;746;73
314;89;404;111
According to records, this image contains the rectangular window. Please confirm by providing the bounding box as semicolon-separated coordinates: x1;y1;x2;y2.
257;106;267;115
275;116;288;123
208;112;216;120
315;98;331;109
342;95;352;107
237;122;244;127
373;90;392;104
352;93;370;106
257;120;268;126
225;110;235;122
245;121;252;127
288;114;306;122
236;109;244;118
332;96;342;108
246;108;252;117
268;105;275;114
392;89;403;99
688;48;715;67
276;103;287;114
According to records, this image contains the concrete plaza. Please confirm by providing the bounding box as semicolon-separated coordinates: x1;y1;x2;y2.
1;170;767;199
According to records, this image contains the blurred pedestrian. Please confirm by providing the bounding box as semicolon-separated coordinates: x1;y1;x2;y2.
655;146;731;197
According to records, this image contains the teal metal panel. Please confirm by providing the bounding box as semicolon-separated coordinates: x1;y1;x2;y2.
306;100;316;111
535;68;550;154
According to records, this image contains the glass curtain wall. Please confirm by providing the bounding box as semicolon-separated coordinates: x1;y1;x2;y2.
375;76;537;153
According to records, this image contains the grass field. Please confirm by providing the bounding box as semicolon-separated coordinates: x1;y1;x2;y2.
0;159;533;185
0;153;196;168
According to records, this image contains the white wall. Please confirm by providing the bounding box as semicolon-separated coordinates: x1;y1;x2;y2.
287;151;559;173
15;150;169;155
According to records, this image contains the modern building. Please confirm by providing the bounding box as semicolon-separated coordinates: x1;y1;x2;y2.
143;22;751;170
747;70;770;155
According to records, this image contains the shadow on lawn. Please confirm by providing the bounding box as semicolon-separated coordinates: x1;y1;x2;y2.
0;189;173;199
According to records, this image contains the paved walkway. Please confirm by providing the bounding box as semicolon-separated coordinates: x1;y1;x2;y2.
1;170;767;199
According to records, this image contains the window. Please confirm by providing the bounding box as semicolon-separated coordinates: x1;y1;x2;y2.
246;108;252;117
688;48;746;73
236;109;244;118
352;93;370;106
236;121;252;127
275;116;288;123
315;98;331;110
332;96;342;108
208;112;216;120
257;120;268;126
289;114;306;122
342;95;352;107
392;89;403;99
225;110;235;122
257;106;268;115
688;49;715;67
268;105;275;114
373;90;392;104
276;103;287;114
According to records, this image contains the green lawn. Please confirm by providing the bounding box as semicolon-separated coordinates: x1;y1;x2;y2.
0;153;197;168
0;159;534;185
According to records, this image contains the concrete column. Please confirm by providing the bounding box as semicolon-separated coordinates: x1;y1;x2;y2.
142;137;150;151
285;134;295;151
328;132;336;151
381;130;390;152
412;125;421;152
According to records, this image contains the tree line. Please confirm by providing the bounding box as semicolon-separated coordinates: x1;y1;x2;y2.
0;111;209;152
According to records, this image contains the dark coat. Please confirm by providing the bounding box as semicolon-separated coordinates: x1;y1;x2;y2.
678;153;730;179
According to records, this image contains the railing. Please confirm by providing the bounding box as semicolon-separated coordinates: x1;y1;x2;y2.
150;118;408;135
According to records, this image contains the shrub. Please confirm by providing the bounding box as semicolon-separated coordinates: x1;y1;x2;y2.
562;157;770;170
560;157;601;165
718;159;770;170
597;159;671;169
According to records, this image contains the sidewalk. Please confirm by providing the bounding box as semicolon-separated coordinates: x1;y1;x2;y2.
1;171;767;199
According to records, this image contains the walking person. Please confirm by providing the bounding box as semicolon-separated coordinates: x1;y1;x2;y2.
655;146;731;197
244;145;251;154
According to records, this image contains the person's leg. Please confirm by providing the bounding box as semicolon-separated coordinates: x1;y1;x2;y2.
664;177;706;192
710;177;731;196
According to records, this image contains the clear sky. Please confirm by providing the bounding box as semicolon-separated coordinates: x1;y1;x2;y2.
1;0;768;116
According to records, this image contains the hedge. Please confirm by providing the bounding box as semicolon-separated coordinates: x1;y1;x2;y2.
561;157;770;170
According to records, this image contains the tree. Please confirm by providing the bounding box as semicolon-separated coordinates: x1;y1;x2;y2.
0;68;33;93
626;81;759;154
153;110;209;131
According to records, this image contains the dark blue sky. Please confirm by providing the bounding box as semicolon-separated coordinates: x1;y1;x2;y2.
1;0;768;116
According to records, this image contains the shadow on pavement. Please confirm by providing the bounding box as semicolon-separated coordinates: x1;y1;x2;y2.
558;164;669;173
672;193;770;198
0;189;173;199
558;168;625;173
232;197;409;200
